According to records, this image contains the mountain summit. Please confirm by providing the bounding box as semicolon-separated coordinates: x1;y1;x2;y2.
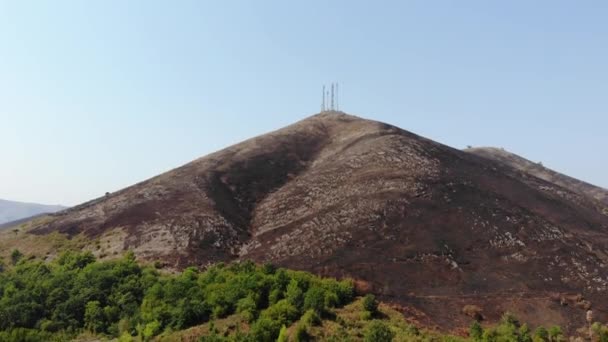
14;112;608;329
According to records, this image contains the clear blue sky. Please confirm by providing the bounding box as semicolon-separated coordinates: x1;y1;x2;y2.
1;1;607;206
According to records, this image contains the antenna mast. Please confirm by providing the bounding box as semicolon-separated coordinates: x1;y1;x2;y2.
321;85;326;112
320;82;341;112
330;83;335;111
336;83;339;111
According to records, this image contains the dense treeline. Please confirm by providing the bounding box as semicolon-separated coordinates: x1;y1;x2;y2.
469;314;562;342
2;251;607;342
470;313;608;342
0;251;354;341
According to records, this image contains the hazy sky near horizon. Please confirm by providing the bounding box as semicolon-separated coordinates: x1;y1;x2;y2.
1;1;607;206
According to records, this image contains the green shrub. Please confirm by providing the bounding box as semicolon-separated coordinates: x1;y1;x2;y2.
519;323;532;342
362;294;378;316
500;312;520;327
236;294;258;322
548;326;563;342
364;320;394;342
84;301;105;333
277;325;289;342
360;310;373;320
324;291;339;308
470;321;483;340
534;326;549;342
482;328;498;342
294;322;308;342
301;309;321;327
303;287;326;314
142;320;161;341
262;263;276;275
10;249;23;265
250;316;282;342
118;332;134;342
261;299;299;327
286;279;304;310
269;288;282;305
592;323;608;342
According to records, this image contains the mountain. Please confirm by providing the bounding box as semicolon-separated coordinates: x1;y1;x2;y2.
9;112;608;331
466;147;608;209
0;199;65;226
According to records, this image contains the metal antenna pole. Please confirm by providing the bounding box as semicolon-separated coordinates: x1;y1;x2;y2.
321;85;326;112
336;83;339;111
331;83;335;111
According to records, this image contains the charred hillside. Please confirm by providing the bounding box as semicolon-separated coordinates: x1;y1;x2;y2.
25;112;608;330
466;147;608;207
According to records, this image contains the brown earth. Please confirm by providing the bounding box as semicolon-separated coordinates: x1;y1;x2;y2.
18;112;608;331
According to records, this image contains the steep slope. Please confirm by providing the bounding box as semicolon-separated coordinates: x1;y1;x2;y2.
466;147;608;206
17;112;608;331
0;199;65;226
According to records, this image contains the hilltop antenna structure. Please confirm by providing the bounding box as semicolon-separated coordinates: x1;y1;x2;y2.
321;82;340;112
336;83;339;111
321;85;326;111
330;83;335;110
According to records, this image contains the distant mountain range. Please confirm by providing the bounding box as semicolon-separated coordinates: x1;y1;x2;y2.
0;199;66;227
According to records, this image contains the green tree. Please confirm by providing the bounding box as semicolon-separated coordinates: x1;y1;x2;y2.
236;295;258;322
262;300;299;327
142;320;161;341
118;332;134;342
293;322;308;342
303;287;325;314
362;294;378;316
84;301;105;333
57;251;95;270
251;317;282;342
324;291;339;309
500;312;520;327
277;325;289;342
548;326;563;342
470;321;483;341
10;249;23;265
519;324;532;342
333;280;355;305
592;323;608;342
364;320;394;342
269;288;282;306
285;280;304;310
495;313;519;341
262;263;276;275
300;309;320;327
533;326;549;342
